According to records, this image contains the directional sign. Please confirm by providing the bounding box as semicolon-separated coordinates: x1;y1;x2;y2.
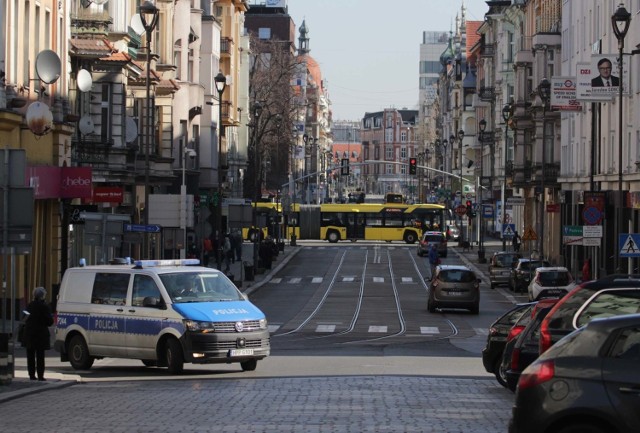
619;233;640;257
502;224;515;237
124;224;162;233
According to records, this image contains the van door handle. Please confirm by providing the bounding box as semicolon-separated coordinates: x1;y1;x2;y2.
116;308;124;312
619;387;640;395
128;309;136;313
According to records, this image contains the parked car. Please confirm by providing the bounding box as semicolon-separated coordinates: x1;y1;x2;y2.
539;274;640;354
509;258;551;292
417;231;448;257
509;313;640;433
503;298;559;392
446;224;461;241
527;266;576;301
482;302;534;387
488;252;522;289
427;265;480;314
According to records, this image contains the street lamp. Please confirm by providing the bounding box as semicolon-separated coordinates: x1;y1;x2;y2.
478;119;487;263
251;102;263;270
214;70;227;269
140;0;159;259
302;133;309;203
612;3;631;273
180;147;197;259
501;101;513;251
537;78;551;260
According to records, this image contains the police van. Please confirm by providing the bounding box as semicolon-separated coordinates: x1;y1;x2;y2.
54;259;270;373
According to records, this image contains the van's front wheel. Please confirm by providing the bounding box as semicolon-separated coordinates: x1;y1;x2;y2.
165;338;184;374
241;359;257;371
68;335;94;370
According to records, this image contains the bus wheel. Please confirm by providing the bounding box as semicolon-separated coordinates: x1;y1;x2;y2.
327;230;340;243
404;231;418;244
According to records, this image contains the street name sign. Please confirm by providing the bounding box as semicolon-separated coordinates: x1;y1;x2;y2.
124;224;162;233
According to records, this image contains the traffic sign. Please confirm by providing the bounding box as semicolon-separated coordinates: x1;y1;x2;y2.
482;204;493;218
455;205;467;217
522;226;537;241
582;206;603;225
619;233;640;257
124;224;162;233
502;224;515;237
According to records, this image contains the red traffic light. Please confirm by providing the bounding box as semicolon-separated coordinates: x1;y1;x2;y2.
466;200;472;207
409;158;417;175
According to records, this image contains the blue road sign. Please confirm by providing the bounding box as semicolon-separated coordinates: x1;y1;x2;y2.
619;233;640;257
502;224;516;237
124;224;162;233
482;204;494;218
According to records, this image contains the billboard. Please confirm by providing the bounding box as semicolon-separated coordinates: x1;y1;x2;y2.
550;77;581;111
576;54;629;101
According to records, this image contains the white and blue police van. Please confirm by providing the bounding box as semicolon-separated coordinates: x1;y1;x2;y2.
54;259;270;373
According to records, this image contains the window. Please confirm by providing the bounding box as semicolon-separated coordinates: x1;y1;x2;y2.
576;290;640;328
610;327;640;361
385;146;393;160
385;128;393;143
91;273;130;305
132;275;161;307
100;83;112;143
386;164;394;174
374;117;381;128
258;27;271;39
401;131;407;142
400;147;407;159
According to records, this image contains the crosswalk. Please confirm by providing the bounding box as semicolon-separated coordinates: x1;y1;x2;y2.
268;323;489;336
268;276;423;284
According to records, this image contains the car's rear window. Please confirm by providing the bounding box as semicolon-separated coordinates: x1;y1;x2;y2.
539;271;571;286
575;289;640;328
439;270;476;283
425;235;444;242
495;255;518;267
520;261;550;271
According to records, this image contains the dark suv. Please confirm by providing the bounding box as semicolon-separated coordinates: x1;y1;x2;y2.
539;274;640;354
489;252;522;289
509;259;550;292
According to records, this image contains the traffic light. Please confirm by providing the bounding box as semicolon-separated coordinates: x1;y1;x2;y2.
465;200;476;218
409;157;417;175
340;158;349;175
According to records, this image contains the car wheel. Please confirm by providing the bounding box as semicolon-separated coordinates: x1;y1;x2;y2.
556;424;608;433
470;303;479;315
417;250;423;257
240;359;258;371
68;335;94;370
427;296;436;313
494;357;508;387
490;282;496;289
165;338;184;374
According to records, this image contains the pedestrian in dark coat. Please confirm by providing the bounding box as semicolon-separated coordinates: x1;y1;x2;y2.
23;287;54;381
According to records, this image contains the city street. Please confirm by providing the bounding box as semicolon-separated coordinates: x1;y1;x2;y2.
1;239;524;432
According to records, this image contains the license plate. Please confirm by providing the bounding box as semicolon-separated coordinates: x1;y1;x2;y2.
229;349;254;357
447;291;463;296
501;271;510;276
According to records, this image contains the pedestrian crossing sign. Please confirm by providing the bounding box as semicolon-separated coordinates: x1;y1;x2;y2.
619;233;640;257
502;224;515;238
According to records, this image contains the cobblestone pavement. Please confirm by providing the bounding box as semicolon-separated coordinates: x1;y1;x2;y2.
0;375;513;433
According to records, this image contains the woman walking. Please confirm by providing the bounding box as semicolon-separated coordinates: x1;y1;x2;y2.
23;287;54;381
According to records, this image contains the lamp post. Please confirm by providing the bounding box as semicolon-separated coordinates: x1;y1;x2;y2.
502;101;513;251
140;0;159;259
612;3;631;273
538;78;551;260
456;129;464;232
180;147;197;259
251;102;263;270
478;119;487;263
302;133;309;203
214;70;227;269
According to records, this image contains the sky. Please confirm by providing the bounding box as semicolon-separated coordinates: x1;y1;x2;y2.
282;0;489;121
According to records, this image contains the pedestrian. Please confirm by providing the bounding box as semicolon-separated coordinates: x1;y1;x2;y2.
259;237;274;270
23;286;54;381
428;244;440;277
582;258;591;282
222;234;232;273
230;229;243;263
512;230;521;252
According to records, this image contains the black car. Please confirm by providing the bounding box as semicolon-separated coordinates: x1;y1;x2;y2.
509;313;640;433
539;274;640;354
509;259;550;292
482;302;534;387
503;298;558;392
488;252;522;289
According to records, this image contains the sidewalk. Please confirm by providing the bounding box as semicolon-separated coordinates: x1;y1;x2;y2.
0;243;302;403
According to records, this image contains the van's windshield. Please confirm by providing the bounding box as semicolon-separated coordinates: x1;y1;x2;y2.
159;272;244;303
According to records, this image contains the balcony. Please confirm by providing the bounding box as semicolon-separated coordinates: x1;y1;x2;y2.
221;37;234;57
480;43;495;58
221;100;232;123
511;161;533;188
534;162;560;185
479;87;495;102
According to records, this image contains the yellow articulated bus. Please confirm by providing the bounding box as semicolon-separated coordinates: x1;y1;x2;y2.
288;202;446;243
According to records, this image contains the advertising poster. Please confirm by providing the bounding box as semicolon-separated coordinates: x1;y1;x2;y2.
576;55;629;101
550;77;581;111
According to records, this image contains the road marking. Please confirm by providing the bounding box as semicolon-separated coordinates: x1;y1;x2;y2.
343;276;355;282
316;324;336;333
373;277;384;283
401;277;413;283
269;278;282;284
368;325;388;333
311;277;323;283
474;328;489;336
420;327;440;334
289;277;302;284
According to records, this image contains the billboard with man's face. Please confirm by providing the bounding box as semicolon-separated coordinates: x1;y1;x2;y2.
576;54;629;101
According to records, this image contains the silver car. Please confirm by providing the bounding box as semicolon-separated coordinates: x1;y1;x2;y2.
427;265;481;314
489;252;522;289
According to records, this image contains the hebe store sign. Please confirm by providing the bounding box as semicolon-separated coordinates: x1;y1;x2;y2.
28;166;93;199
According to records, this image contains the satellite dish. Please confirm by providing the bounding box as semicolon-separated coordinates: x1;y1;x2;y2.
130;14;145;36
35;50;62;84
25;101;53;136
125;116;138;143
77;69;93;92
114;40;128;53
78;115;95;135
